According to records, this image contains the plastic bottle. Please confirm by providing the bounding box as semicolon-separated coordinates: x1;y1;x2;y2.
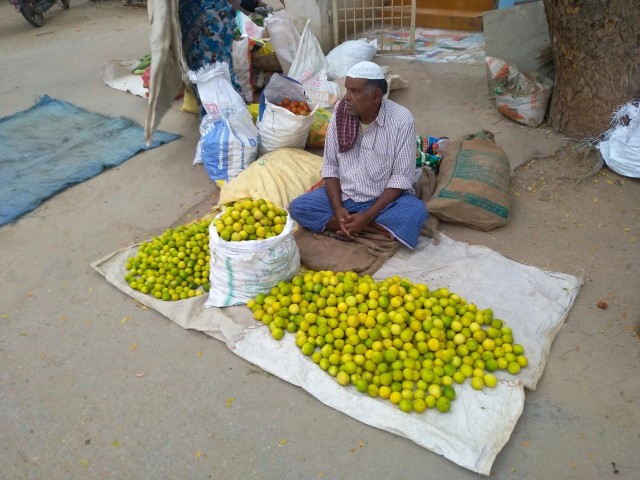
436;137;450;158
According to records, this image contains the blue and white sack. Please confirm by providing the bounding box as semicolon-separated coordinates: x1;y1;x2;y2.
189;62;258;184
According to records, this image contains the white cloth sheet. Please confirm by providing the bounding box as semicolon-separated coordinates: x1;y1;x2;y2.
91;234;581;475
101;59;148;98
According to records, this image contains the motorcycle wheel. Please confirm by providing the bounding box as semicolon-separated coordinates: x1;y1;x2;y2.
20;1;44;27
59;0;69;9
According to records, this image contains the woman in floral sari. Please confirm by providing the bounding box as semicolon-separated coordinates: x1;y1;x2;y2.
179;0;241;102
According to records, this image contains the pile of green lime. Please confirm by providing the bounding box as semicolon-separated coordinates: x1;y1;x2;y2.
247;271;528;414
124;219;211;301
213;198;288;242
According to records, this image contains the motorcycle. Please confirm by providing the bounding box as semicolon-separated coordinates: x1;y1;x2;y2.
9;0;69;28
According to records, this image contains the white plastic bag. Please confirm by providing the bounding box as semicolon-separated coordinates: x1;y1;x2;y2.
236;10;265;39
486;56;553;128
288;20;341;109
264;10;300;75
326;39;378;80
205;211;300;307
189;63;259;184
257;74;318;155
232;36;254;103
597;100;640;178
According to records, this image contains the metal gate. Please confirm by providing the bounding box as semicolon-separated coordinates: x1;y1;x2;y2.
332;0;416;56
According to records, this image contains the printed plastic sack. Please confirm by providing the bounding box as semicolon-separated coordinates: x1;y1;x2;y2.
257;73;318;155
205;210;300;307
427;131;511;231
486;56;514;96
307;108;332;149
326;39;378;80
232;36;254;103
236;11;265;39
486;56;553;128
596;100;640;178
264;10;300;75
416;135;444;170
189;62;259;184
288;20;341;109
414;136;447;185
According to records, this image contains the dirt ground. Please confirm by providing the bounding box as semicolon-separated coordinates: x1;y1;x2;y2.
1;2;638;479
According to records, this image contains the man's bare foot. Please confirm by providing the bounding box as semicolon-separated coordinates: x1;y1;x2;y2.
363;223;394;239
335;231;355;242
325;216;342;232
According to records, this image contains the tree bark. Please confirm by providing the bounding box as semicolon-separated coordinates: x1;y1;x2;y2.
543;0;640;138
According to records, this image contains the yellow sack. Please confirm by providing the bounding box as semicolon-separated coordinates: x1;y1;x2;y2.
307;108;332;149
181;83;199;115
255;40;275;56
247;103;260;124
219;148;323;209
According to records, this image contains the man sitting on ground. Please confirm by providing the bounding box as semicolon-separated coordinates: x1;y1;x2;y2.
289;61;427;249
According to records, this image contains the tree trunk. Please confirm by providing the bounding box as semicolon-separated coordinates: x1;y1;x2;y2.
543;0;640;138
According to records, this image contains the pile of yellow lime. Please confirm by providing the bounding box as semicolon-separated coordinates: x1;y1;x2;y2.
124;219;211;301
247;271;528;414
213;198;288;242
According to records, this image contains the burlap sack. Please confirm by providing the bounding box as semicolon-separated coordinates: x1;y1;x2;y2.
427;131;511;231
414;166;441;244
294;229;400;276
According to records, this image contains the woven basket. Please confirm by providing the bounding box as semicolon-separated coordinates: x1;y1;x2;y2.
251;52;282;72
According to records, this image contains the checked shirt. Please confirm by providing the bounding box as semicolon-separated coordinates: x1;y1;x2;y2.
322;99;417;203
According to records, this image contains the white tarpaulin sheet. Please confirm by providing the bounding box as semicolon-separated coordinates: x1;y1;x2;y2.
91;234;581;475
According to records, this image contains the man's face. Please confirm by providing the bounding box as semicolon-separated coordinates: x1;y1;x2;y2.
344;77;378;117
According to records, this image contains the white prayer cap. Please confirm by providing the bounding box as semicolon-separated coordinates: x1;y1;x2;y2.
346;61;385;80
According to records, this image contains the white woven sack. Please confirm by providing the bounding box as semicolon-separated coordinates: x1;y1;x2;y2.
257;74;317;155
205;212;300;307
597;100;640;178
264;10;300;75
326;39;378;81
288;20;341;109
189;62;258;183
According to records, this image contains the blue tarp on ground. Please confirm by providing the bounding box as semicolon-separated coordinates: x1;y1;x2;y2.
0;95;180;226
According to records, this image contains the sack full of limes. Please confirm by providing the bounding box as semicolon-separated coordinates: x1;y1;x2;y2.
205;198;300;307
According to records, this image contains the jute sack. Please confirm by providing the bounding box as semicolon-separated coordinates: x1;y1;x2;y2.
427;131;511;231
